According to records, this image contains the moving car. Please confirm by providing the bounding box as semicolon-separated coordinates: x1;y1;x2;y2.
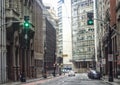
68;70;75;76
88;69;101;79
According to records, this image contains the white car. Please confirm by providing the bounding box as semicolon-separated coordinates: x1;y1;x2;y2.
68;70;75;76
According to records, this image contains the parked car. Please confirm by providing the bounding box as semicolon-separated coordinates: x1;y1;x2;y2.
88;69;101;79
68;70;75;76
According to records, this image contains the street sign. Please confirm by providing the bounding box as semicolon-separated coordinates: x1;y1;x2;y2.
108;54;113;61
102;59;106;64
62;54;68;57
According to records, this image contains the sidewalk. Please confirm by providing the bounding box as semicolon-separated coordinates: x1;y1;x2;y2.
1;74;60;85
102;76;120;85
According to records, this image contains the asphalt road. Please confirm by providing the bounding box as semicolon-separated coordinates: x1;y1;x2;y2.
37;73;111;85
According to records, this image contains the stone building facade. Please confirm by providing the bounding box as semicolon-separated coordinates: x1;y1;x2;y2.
5;0;35;82
0;0;57;83
32;0;44;78
96;0;120;78
116;0;120;78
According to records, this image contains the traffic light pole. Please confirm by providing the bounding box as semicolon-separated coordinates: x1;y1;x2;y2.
93;18;117;82
21;29;28;82
94;18;120;35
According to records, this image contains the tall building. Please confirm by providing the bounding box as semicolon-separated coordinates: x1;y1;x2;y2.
95;0;105;73
57;0;72;70
71;0;95;72
5;0;35;82
42;3;57;77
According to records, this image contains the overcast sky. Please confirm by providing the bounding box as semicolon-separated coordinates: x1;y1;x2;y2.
42;0;57;10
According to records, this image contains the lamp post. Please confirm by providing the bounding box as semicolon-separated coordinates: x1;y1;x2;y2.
108;25;113;82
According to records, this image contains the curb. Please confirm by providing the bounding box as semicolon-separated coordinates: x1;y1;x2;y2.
101;78;119;85
1;75;61;85
104;81;119;85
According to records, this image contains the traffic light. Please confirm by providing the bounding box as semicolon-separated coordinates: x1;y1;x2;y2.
24;16;30;29
87;13;94;25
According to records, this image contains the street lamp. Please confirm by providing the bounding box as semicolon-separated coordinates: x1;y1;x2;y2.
107;25;113;82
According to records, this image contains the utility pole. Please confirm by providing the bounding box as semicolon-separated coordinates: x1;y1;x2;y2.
43;44;47;78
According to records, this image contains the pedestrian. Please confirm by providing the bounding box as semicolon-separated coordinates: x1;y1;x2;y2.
20;72;26;82
19;72;22;81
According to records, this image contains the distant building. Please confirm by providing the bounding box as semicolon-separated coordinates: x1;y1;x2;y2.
57;0;72;70
42;4;57;76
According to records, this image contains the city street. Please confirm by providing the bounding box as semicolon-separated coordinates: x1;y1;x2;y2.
21;73;111;85
0;0;120;84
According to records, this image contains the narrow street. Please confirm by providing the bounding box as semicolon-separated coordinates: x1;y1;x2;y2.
21;73;111;85
0;0;120;84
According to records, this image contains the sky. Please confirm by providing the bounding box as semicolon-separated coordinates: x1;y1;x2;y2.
42;0;58;11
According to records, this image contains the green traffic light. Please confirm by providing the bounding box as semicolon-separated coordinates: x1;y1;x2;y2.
24;21;30;28
89;20;93;24
25;23;29;27
87;20;93;25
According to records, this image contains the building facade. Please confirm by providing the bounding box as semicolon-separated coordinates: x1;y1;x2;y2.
5;0;35;82
116;0;120;78
71;0;95;72
0;0;58;83
41;4;57;77
96;0;120;79
95;0;106;75
0;0;6;83
57;0;72;71
33;0;44;78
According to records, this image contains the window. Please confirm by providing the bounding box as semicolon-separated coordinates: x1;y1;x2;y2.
9;0;12;8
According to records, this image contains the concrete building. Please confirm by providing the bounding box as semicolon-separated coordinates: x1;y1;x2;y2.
57;0;72;71
95;0;106;74
71;0;95;72
41;3;57;77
